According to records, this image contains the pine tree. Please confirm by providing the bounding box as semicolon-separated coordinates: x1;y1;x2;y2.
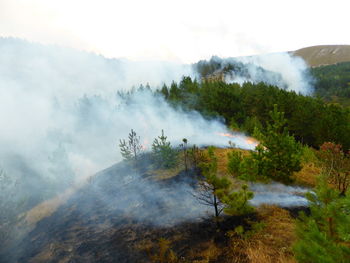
119;129;143;164
197;147;230;218
152;130;178;169
220;184;254;216
252;105;303;183
293;180;350;263
195;147;254;225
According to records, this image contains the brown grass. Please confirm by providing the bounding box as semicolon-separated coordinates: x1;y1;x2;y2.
293;45;350;67
152;165;183;180
294;162;321;187
245;205;297;263
213;148;248;176
246;242;296;263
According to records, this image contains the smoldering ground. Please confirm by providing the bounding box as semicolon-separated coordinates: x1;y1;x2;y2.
0;159;310;263
250;182;310;207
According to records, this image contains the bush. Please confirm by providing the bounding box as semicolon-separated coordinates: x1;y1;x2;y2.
152;130;178;169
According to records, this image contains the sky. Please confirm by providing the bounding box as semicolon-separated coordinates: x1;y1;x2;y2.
0;0;349;63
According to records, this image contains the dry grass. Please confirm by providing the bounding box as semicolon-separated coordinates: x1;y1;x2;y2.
245;205;297;263
24;176;93;230
187;240;220;263
213;148;248;176
174;205;298;263
152;165;184;180
246;242;296;263
293;45;350;67
294;162;321;187
24;187;76;226
222;205;297;263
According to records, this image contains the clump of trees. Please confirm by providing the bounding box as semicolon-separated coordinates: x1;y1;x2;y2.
227;105;302;183
157;76;350;151
311;61;350;105
119;129;178;169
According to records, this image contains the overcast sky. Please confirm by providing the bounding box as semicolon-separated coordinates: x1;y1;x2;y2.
0;0;349;63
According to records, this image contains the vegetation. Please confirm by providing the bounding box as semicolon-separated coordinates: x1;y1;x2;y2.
227;106;302;183
293;180;350;263
158;77;350;151
9;59;350;262
152;130;178;169
119;129;144;164
311;62;350;105
318;142;350;195
149;238;177;263
195;147;230;220
251;105;302;183
195;147;254;225
179;138;189;172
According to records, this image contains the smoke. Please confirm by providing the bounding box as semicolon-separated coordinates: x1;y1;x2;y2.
84;163;209;226
250;182;310;207
0;37;313;239
202;52;314;95
0;38;256;213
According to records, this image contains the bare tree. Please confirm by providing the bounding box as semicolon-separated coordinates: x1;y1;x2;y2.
179;138;188;172
195;180;225;219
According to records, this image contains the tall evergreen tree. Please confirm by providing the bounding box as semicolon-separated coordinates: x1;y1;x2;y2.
252;105;303;183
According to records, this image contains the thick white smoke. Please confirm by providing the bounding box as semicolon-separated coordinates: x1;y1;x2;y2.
222;52;314;95
0;38;254;198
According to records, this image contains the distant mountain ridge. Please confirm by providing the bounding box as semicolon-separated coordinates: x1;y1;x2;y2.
292;45;350;67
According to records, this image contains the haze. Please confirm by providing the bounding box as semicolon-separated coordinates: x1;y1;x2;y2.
1;0;349;62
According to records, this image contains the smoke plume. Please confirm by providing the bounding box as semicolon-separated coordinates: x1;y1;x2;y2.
197;52;314;95
0;38;255;212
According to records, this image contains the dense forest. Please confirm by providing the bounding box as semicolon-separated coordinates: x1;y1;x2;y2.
311;62;350;105
157;77;350;151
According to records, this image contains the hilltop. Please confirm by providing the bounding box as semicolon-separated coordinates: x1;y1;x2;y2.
292;45;350;67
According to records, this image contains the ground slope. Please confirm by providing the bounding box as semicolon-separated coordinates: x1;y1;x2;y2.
293;45;350;67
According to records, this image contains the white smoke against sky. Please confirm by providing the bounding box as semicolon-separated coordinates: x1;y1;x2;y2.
225;52;314;95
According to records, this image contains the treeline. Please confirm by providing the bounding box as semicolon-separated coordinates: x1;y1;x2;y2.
311;61;350;105
157;77;350;150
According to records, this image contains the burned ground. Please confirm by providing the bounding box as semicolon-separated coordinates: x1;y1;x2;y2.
0;159;307;263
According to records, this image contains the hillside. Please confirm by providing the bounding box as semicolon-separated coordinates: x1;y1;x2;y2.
311;62;350;105
0;149;314;263
292;45;350;67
